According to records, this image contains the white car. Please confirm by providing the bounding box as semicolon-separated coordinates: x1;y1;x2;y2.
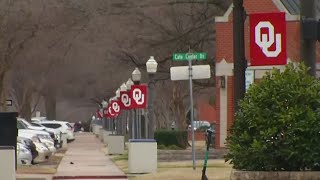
31;117;47;122
18;132;52;163
18;129;56;153
31;122;62;148
38;121;75;141
19;118;62;148
17;143;32;165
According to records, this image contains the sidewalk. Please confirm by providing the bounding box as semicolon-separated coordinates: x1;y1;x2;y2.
53;132;127;180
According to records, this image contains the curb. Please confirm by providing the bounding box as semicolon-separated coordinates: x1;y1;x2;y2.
52;175;128;179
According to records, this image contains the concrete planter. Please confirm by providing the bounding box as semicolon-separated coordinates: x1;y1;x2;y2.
93;125;102;137
61;133;68;149
103;130;112;145
128;139;157;174
231;170;320;180
99;128;104;142
107;135;124;155
0;147;15;180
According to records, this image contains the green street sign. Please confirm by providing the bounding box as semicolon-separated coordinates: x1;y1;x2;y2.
173;52;207;61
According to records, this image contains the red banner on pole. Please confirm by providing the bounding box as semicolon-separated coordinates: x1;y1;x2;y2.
250;12;287;66
131;84;147;109
119;90;132;110
106;104;115;118
103;108;108;118
110;100;121;115
97;108;103;118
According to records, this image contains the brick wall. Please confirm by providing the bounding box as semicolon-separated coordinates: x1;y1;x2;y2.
188;131;206;141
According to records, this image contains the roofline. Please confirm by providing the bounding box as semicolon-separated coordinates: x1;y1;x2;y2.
215;1;299;23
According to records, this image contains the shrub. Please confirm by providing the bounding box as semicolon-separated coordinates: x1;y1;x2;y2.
155;129;188;149
225;63;320;171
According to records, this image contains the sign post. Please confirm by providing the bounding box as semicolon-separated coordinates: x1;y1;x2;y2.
172;51;208;170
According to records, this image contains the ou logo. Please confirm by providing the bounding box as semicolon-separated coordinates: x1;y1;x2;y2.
112;102;120;113
121;94;131;107
108;106;114;116
132;89;144;105
255;21;281;57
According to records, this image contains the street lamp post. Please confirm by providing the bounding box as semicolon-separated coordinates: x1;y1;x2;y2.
101;100;108;130
108;98;114;134
126;78;134;139
115;88;121;135
146;56;158;139
132;67;142;139
120;83;128;135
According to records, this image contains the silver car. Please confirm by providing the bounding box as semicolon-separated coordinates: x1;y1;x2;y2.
17;143;32;165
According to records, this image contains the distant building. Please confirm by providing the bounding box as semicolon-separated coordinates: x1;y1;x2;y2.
215;0;320;148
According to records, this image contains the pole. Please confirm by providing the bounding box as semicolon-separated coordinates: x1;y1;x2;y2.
135;109;139;139
147;74;155;139
233;0;246;113
301;0;316;76
145;109;148;139
128;110;132;139
138;109;142;139
111;118;114;135
188;59;196;170
131;109;135;139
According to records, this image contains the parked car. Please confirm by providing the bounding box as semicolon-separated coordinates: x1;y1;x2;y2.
37;121;75;142
17;120;56;153
31;117;47;122
31;122;62;148
18;132;52;163
17;136;38;163
188;120;211;131
17;143;32;165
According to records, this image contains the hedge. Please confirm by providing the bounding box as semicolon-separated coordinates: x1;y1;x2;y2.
154;129;188;149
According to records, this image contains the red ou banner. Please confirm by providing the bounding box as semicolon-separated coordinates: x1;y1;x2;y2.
103;108;108;118
119;90;132;110
97;108;103;118
250;12;286;66
131;84;147;109
106;104;115;118
110;100;121;115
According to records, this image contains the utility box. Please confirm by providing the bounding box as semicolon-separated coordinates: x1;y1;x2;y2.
0;146;15;180
107;135;124;155
0;112;18;170
128;139;157;173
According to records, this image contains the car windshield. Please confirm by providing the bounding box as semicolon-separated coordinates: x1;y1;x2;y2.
31;123;42;127
66;123;73;128
17;121;27;129
22;119;33;127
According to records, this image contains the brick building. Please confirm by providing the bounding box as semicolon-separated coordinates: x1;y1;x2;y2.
214;0;320;148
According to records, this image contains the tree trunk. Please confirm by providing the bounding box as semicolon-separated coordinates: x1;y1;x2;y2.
20;91;32;121
45;93;56;120
0;72;6;111
172;82;187;130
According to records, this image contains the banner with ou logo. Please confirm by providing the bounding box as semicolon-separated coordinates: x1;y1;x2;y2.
110;100;121;115
131;84;148;109
97;108;103;118
250;12;286;66
106;103;116;118
119;90;132;110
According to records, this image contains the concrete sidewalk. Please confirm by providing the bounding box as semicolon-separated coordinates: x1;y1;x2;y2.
53;132;127;180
